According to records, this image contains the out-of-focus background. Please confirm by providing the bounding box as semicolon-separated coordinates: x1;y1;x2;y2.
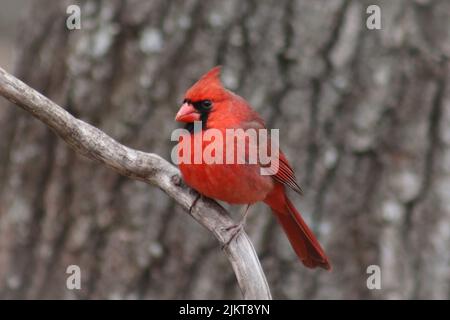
0;0;28;71
0;0;449;299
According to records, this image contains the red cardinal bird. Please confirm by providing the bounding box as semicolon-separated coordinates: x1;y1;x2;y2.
175;67;331;270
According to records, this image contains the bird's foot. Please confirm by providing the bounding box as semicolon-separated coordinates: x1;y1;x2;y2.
189;193;201;215
221;204;251;249
221;223;244;249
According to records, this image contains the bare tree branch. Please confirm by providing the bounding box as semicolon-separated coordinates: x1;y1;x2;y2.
0;66;272;300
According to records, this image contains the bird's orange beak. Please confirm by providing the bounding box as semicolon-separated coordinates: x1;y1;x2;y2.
175;102;200;122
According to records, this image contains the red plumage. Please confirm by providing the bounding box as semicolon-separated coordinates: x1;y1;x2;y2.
175;67;331;270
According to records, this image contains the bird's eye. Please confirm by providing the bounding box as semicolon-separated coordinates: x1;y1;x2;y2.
192;100;213;112
201;100;212;109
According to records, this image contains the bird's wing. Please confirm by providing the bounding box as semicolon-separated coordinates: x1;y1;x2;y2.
272;152;303;195
239;120;303;195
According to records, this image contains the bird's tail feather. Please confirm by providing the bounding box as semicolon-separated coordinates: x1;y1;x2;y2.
266;192;331;270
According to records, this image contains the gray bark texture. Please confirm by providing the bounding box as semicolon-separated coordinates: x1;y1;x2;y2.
0;0;450;299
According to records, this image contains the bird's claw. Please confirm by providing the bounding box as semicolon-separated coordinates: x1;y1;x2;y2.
221;204;251;249
189;193;201;215
221;223;244;249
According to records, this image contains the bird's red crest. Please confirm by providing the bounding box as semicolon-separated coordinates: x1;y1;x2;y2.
184;66;229;102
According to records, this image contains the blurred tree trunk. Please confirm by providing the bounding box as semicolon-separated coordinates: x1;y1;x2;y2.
0;0;449;299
